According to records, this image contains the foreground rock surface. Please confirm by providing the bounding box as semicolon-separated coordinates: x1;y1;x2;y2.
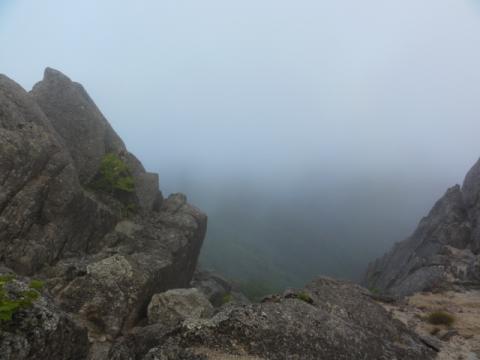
110;277;436;360
365;159;480;297
381;290;480;359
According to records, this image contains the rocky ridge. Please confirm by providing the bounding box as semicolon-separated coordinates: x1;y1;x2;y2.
365;160;480;297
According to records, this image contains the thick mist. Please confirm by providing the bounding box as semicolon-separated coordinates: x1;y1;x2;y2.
1;0;480;295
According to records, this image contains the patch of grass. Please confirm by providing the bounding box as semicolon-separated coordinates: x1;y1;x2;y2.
121;202;138;218
0;275;14;284
221;293;233;305
28;280;44;291
369;287;381;295
90;153;135;194
0;277;42;324
426;311;455;327
295;292;314;304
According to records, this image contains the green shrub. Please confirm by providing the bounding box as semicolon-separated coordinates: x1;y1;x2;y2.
0;277;42;323
121;202;138;218
91;153;135;194
28;280;44;291
296;292;314;304
426;311;455;327
369;287;381;295
221;293;233;304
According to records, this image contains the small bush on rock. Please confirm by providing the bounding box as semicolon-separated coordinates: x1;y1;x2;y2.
426;311;455;327
221;293;233;304
28;280;45;291
295;292;314;304
91;153;135;194
369;287;381;295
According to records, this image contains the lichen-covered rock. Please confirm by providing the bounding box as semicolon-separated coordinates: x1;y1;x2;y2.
147;288;213;326
365;159;480;296
46;191;206;342
0;276;88;360
111;277;435;360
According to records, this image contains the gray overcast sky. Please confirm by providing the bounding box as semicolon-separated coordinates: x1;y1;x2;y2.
1;0;480;190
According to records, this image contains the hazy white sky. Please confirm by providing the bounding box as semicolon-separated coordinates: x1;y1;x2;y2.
1;0;480;188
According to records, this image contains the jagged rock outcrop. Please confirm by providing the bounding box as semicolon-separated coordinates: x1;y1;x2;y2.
108;277;436;360
0;73;116;275
0;275;89;360
0;68;206;356
365;159;480;296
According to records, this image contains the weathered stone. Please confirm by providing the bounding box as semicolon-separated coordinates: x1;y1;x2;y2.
0;276;88;360
147;288;213;326
49;194;206;338
131;277;435;360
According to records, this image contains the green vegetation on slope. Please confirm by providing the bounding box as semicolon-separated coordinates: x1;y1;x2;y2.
0;276;43;323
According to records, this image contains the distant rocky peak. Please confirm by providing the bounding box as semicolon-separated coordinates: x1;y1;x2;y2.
365;158;480;296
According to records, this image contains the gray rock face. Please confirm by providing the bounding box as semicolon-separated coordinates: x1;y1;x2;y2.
0;68;207;356
0;74;118;275
147;288;213;326
30;68;125;185
110;277;435;360
365;159;480;296
47;193;206;339
0;276;88;360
